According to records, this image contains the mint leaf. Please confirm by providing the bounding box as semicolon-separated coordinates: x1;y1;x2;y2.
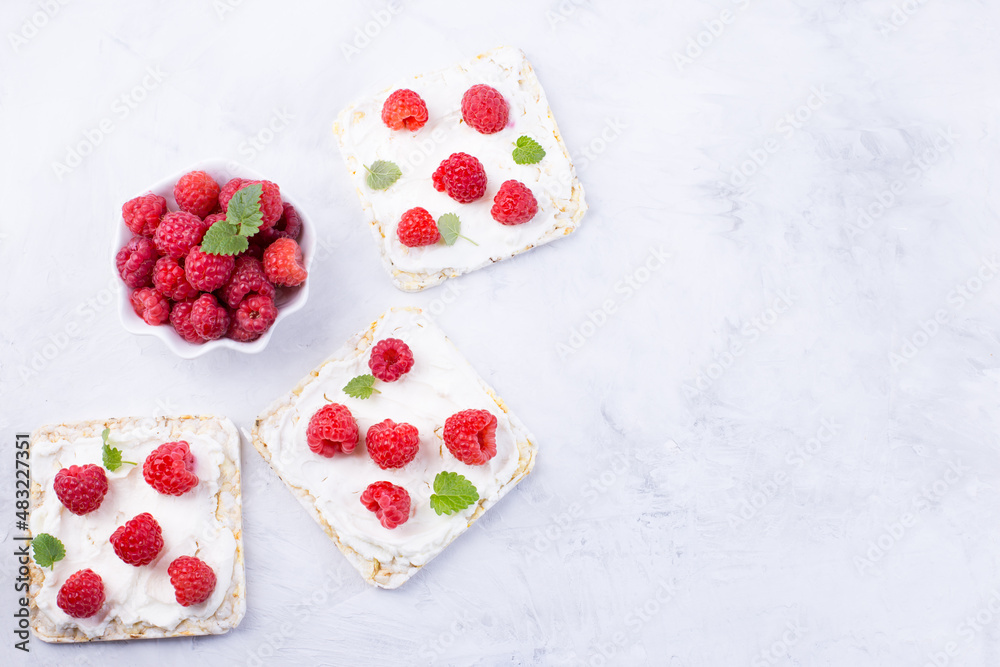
226;183;265;237
32;533;65;569
437;213;478;247
365;161;402;190
200;220;248;255
512;136;545;165
343;374;380;400
200;183;263;255
102;427;135;472
430;472;479;515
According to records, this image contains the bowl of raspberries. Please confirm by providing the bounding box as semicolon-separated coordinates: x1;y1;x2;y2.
113;160;313;357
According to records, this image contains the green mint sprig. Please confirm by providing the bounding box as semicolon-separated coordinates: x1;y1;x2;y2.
200;183;265;255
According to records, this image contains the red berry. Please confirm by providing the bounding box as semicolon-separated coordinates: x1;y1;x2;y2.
234;294;278;335
365;419;419;470
360;481;411;529
226;319;261;342
174;171;220;219
443;409;498;465
255;202;302;245
432;152;487;203
122;193;167;237
381;89;429;131
130;287;171;326
57;569;105;618
185;246;235;292
169;300;203;344
110;513;164;566
116;236;159;289
53;464;108;515
220;179;282;228
190;294;230;341
167;556;217;607
220;256;275;309
306;404;359;457
154;211;208;260
143;441;198;496
368;338;414;382
203;212;226;225
152;256;198;301
396;207;441;247
491;180;538;225
263;238;307;287
461;84;509;134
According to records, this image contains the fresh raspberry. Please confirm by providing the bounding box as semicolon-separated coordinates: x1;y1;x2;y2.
263;237;307;287
143;441;198;496
255;202;302;245
167;556;217;607
152;256;198;301
110;513;164;566
220;256;275;309
56;569;105;619
169;300;203;344
491;180;538;225
444;409;498;465
185;245;235;292
190;294;230;341
174;171;220;219
203;212;226;226
53;464;109;516
396;207;441;248
154;211;207;260
461;84;509;134
365;419;420;470
306;403;359;457
122;193;167;237
130;287;171;326
226;319;261;343
116;236;159;289
432;152;487;203
368;338;414;382
381;89;429;131
234;294;278;335
219;179;282;228
360;481;411;529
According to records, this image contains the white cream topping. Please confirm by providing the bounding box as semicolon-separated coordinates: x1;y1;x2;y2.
30;421;236;638
338;46;577;275
257;308;520;567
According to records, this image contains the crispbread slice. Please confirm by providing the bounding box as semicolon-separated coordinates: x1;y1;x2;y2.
29;415;246;642
333;46;587;291
252;307;537;588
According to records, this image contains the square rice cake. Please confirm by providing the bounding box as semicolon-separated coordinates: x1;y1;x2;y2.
252;307;537;588
29;415;246;642
333;45;587;291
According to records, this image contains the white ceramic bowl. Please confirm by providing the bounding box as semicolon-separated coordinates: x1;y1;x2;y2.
113;159;315;358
